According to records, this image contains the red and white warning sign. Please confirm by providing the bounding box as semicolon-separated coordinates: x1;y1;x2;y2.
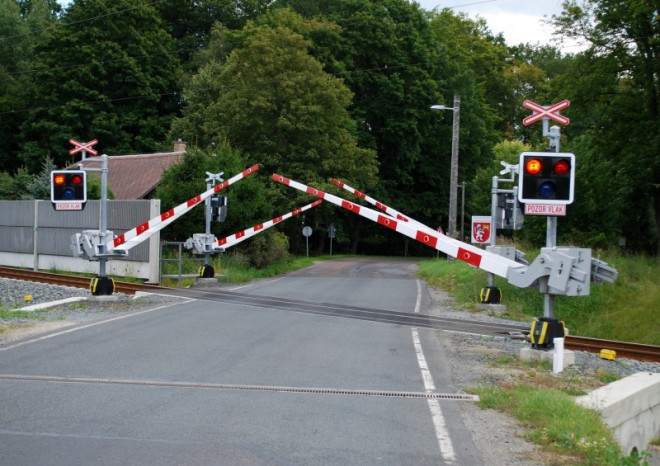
471;216;492;244
523;100;570;126
69;139;98;156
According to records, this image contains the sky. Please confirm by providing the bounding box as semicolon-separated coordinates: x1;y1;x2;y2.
57;0;581;52
415;0;579;50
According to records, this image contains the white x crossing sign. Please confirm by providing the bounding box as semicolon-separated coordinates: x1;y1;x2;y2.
69;139;98;156
523;100;570;126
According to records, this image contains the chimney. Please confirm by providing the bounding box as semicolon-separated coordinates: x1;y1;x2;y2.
173;139;187;152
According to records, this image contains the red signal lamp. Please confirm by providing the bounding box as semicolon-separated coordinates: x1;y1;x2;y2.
525;158;543;175
553;159;571;176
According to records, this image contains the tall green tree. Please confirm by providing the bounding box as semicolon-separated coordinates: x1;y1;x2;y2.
0;0;57;173
155;144;271;242
171;12;377;187
18;0;181;171
550;0;659;253
154;0;272;70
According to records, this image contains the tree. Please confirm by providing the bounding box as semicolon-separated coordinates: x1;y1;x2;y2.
154;0;272;70
0;0;56;174
171;12;377;187
550;0;659;253
155;144;272;243
23;157;56;199
0;168;32;200
18;0;181;172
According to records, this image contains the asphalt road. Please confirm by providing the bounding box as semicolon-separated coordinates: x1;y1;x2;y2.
0;258;484;465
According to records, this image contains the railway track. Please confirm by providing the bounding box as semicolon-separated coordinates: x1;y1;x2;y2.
0;266;165;295
564;336;660;363
2;267;658;363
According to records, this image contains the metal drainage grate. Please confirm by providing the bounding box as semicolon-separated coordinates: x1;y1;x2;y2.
0;374;479;401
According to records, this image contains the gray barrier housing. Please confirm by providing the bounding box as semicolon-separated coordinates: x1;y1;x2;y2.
0;199;160;282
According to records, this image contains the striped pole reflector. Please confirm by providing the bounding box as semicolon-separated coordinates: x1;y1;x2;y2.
109;165;259;252
217;200;322;250
273;174;524;280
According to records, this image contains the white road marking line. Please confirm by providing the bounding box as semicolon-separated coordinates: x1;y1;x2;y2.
412;279;457;464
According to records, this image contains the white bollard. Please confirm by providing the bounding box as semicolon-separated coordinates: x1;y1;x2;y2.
553;337;565;373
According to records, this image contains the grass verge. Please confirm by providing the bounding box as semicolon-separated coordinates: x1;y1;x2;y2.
418;252;659;345
420;251;657;464
474;380;652;465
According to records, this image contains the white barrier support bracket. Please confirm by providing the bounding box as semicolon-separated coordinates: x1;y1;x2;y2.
71;230;128;261
184;234;218;255
508;247;592;296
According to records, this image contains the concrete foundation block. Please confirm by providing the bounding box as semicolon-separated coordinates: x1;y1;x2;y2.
519;346;576;366
576;372;660;455
88;295;119;303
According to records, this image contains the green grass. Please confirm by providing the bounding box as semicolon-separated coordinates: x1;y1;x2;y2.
0;309;47;320
421;251;658;463
474;383;652;465
418;252;659;345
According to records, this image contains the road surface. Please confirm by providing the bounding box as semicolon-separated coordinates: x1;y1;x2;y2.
0;258;485;465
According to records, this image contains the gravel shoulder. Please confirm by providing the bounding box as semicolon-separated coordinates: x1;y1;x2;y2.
0;278;188;348
426;286;660;466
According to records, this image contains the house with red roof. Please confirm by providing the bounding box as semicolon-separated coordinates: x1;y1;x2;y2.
78;140;186;199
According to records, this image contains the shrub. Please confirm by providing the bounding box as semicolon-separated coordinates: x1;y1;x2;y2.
245;232;290;269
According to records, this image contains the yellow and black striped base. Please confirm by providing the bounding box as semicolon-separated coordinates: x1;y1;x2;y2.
90;276;115;296
198;265;215;278
479;286;502;304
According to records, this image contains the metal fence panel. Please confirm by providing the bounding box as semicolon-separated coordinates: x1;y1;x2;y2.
0;200;154;261
0;201;34;227
0;226;33;253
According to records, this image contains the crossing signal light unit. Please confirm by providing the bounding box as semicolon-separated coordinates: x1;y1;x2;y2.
211;195;228;222
518;152;575;205
51;170;87;209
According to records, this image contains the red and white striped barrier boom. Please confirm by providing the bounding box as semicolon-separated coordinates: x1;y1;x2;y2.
109;165;259;252
273;174;525;279
332;178;436;234
217;200;322;250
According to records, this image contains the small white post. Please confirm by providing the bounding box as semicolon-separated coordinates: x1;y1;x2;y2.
553;338;565;373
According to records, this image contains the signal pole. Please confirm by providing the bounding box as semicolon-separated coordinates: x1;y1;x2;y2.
544;121;560;318
522;100;571;318
83;153;116;296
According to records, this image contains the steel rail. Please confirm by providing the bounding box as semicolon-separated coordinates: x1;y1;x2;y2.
565;336;660;363
0;266;165;295
2;267;658;363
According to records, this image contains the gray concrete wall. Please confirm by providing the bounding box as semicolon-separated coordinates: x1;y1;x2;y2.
0;200;160;282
